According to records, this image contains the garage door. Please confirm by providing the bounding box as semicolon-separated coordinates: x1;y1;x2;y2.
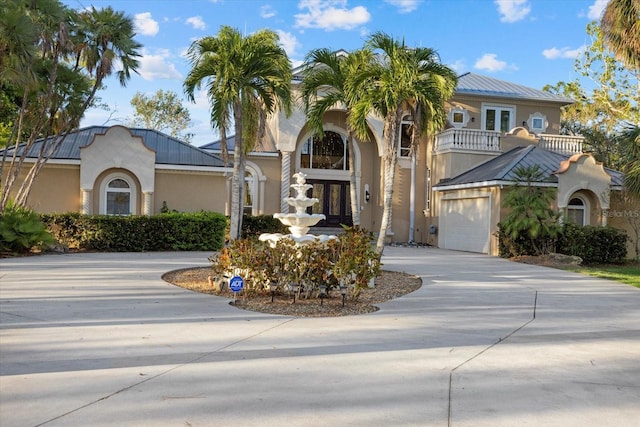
440;196;490;253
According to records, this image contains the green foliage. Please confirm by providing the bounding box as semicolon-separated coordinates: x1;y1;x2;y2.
184;25;293;241
211;227;381;300
128;89;193;141
1;0;142;210
240;215;288;239
0;201;54;253
558;223;627;265
41;212;226;252
499;221;628;265
543;22;639;170
500;166;562;255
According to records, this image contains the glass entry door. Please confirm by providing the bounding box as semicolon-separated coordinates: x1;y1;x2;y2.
306;180;352;227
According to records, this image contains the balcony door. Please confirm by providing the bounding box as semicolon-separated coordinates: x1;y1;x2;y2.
306;180;352;228
482;104;515;133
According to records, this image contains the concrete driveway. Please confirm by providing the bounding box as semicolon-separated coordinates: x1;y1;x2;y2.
1;248;639;427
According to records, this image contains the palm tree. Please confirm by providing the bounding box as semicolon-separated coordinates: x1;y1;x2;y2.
601;0;640;198
348;32;457;253
1;1;141;210
601;0;640;72
300;48;373;227
184;26;292;241
619;124;640;196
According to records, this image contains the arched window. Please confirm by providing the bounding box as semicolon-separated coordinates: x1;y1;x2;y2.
105;178;132;215
566;196;588;226
300;131;349;170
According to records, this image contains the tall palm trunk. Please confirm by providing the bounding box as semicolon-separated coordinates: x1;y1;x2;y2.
376;112;400;253
229;102;245;241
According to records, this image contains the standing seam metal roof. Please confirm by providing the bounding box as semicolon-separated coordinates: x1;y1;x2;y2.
435;145;624;188
456;72;575;104
2;126;227;167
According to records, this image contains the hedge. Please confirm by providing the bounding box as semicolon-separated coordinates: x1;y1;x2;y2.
557;223;627;265
42;211;226;252
498;222;627;265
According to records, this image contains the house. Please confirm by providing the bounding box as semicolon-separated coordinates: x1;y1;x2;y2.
3;72;636;257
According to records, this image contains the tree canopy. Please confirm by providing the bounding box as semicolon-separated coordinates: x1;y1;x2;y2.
128;89;193;142
0;0;141;210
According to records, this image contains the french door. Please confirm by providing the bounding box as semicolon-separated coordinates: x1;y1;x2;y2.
306;180;352;227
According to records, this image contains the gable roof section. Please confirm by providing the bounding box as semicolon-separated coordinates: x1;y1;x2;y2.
3;126;227;167
456;72;575;104
434;145;623;190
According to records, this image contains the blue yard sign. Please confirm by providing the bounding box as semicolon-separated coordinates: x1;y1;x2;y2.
229;276;244;293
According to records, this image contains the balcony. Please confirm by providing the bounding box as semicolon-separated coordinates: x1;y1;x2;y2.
434;128;500;152
538;134;584;156
434;128;584;156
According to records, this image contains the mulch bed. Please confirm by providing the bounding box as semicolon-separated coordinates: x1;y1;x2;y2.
162;268;422;317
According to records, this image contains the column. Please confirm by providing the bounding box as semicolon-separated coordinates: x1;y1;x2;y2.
280;151;292;213
143;192;153;215
81;189;91;214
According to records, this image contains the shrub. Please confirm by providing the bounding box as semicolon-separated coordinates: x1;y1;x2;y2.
558;223;627;265
0;201;54;253
42;211;226;252
240;215;288;239
211;226;381;300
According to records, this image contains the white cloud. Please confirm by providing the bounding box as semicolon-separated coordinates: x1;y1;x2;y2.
276;30;301;57
134;12;159;36
261;5;277;18
587;0;609;20
384;0;420;14
494;0;531;23
474;53;516;72
138;49;182;81
186;16;206;30
542;45;585;60
448;59;466;73
295;0;371;31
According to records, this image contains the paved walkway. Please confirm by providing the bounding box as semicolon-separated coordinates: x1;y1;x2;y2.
1;248;639;427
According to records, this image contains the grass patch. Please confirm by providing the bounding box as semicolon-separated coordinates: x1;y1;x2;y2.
565;262;640;288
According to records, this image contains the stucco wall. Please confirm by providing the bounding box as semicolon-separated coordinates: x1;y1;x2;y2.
3;164;81;213
154;171;227;214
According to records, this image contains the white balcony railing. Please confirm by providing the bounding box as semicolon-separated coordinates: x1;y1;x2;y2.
539;134;583;156
434;128;501;152
434;128;584;156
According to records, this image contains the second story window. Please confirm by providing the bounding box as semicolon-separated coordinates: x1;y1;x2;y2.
301;131;348;170
483;104;515;133
399;115;413;158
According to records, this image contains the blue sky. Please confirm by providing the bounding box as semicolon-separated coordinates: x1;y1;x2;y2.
62;0;610;146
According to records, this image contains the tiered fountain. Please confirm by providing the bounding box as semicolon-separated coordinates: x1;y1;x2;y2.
259;172;337;246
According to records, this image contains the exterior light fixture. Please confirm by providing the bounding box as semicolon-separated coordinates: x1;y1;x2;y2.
319;284;327;305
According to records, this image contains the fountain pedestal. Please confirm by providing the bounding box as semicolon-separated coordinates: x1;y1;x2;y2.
259;172;336;246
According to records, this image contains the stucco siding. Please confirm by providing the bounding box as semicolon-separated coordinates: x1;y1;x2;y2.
154;171;227;214
7;165;82;213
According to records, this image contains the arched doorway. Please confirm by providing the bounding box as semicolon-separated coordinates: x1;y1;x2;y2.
297;130;354;227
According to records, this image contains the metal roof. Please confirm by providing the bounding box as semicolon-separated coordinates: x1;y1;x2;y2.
456;72;575;104
2;126;227;167
200;134;279;153
435;145;623;189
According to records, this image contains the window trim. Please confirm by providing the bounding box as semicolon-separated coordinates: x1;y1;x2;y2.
481;103;515;133
448;106;469;129
100;173;137;215
527;112;548;134
566;195;589;226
